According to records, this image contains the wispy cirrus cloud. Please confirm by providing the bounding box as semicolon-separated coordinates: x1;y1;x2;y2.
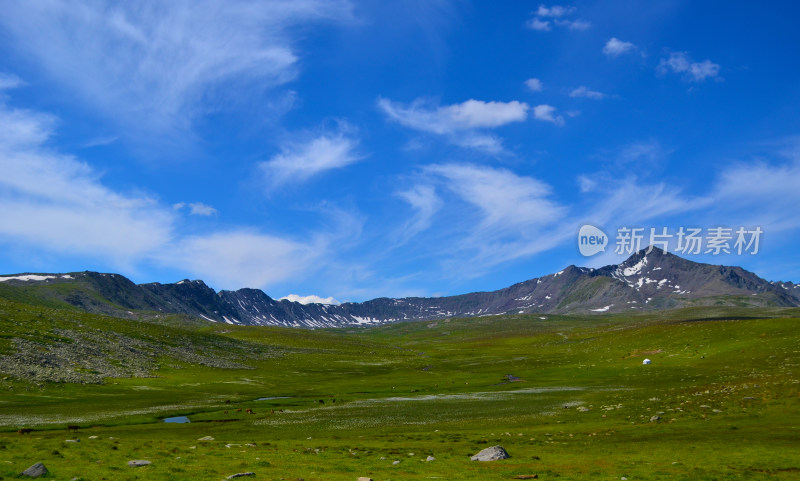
396;184;442;242
527;4;590;32
378;97;529;153
260;127;363;187
0;96;173;265
0;80;340;290
173;202;218;216
427;163;566;231
415;163;568;274
0;1;355;137
658;51;721;82
0;73;25;91
569;86;608;100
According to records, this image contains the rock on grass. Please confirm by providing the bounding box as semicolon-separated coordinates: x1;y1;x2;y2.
21;462;48;478
471;445;510;461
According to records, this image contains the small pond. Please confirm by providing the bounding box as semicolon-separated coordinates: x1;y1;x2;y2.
163;416;190;423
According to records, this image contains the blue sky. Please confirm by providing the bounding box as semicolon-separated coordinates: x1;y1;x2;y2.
1;1;799;303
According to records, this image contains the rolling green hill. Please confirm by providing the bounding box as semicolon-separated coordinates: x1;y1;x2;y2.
0;291;798;479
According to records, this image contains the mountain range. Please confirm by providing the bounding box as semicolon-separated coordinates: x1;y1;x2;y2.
1;248;798;328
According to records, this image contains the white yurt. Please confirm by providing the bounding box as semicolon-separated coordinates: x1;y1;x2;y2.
642;358;651;365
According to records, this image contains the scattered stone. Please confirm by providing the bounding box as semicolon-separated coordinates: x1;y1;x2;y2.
127;460;152;467
197;436;215;441
650;415;661;422
65;439;80;443
471;445;510;461
712;409;723;413
392;460;401;465
225;473;255;479
577;406;590;412
88;435;99;439
20;462;48;478
426;455;435;462
380;456;386;460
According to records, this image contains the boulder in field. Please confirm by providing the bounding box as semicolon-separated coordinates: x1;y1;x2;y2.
357;477;374;481
20;463;48;478
127;460;152;467
197;436;215;441
225;473;255;479
471;445;510;461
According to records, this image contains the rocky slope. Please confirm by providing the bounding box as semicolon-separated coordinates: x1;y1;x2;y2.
0;248;796;328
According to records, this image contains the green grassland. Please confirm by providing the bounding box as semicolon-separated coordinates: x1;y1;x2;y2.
0;296;798;480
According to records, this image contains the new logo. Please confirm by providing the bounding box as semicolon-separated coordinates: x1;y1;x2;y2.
578;225;608;256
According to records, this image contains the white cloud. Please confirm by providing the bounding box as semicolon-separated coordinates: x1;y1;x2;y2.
396;184;442;241
525;78;543;92
0;73;25;91
577;175;597;193
165;231;322;290
603;37;636;57
555;19;591;31
280;294;340;305
428;164;566;231
0;102;173;265
0;1;355;135
261;130;362;186
527;18;551;31
173;201;217;216
417;163;569;274
536;5;575;17
658;52;721;82
532;104;565;126
528;5;588;32
188;202;217;216
569;86;607;100
378;98;529;153
616;139;670;167
379;98;529;132
0;91;337;290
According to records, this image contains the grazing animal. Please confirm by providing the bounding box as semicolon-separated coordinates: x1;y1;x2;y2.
270;409;275;414
18;428;33;435
319;399;325;404
245;408;254;414
224;410;228;414
67;425;80;432
236;408;242;413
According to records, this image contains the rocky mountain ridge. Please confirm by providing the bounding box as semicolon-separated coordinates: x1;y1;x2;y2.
0;248;797;328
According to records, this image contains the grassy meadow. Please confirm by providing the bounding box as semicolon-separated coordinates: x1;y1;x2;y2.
0;296;798;480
